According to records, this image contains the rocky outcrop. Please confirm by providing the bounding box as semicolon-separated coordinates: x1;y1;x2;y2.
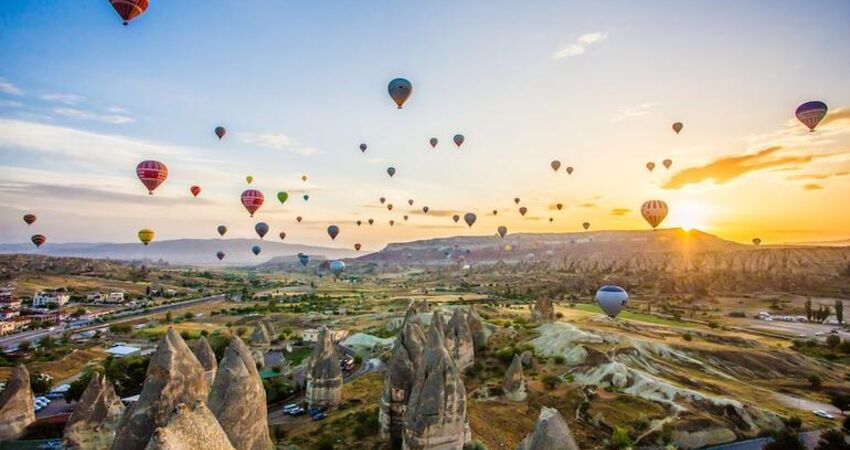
259;319;276;337
516;407;579;450
380;310;427;446
306;326;343;409
111;328;209;450
465;307;493;352
403;314;469;450
190;337;218;388
144;401;235;450
250;323;271;347
251;350;266;370
531;298;555;323
207;336;273;450
64;372;125;449
410;299;431;314
445;309;474;372
0;365;35;442
503;354;526;402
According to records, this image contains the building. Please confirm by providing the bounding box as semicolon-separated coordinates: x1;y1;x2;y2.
32;290;69;308
85;291;125;303
0;288;22;310
107;292;125;303
86;292;106;303
105;345;142;358
301;328;349;343
0;321;15;335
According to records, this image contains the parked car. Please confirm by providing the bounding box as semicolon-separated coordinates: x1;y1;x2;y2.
813;410;835;419
310;411;326;421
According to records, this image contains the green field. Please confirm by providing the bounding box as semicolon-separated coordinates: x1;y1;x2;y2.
572;303;698;328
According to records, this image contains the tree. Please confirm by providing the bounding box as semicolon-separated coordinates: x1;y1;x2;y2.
165;311;173;323
30;373;53;396
17;340;31;352
809;374;824;390
764;427;805;450
827;335;842;351
609;426;634;450
836;301;845;325
814;429;850;450
64;370;95;403
830;392;850;414
806;297;814;321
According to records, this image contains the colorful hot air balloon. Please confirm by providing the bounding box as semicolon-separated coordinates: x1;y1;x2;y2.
422;206;429;214
255;222;269;239
23;214;36;225
662;159;673;170
408;199;414;206
217;225;227;237
641;200;669;229
497;226;507;238
303;194;310;202
582;222;590;231
566;167;574;175
464;213;476;227
329;260;346;277
596;285;628;318
360;143;367;153
277;192;289;204
216;251;225;261
246;175;253;184
453;134;465;147
296;216;303;223
215;126;226;139
354;243;361;251
388;78;412;109
136;160;168;195
251;245;262;256
387;167;396;177
109;0;148;25
556;203;563;211
279;232;286;240
327;225;339;240
452;214;460;223
796;101;828;132
387;204;393;211
672;122;683;134
138;229;155;246
31;234;46;248
551;160;561;172
646;162;655;172
368;218;374;225
429;138;438;148
298;253;309;266
752;238;762;246
519;207;527;216
190;185;201;197
240;189;264;217
514;197;520;204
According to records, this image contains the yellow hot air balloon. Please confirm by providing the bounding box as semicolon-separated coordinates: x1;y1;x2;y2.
138;229;155;246
246;175;254;184
640;200;669;229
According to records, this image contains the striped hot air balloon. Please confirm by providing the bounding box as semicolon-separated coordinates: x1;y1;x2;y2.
240;189;264;217
640;200;669;229
136;160;168;195
109;0;148;26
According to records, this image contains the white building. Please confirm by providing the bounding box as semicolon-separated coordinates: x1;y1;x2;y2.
32;291;69;308
86;291;125;303
107;292;125;303
105;345;142;358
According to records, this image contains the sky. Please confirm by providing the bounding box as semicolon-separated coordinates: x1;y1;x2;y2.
1;1;849;251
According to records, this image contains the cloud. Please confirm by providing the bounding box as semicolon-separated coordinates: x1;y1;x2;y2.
52;107;134;124
610;208;631;216
612;102;656;122
821;107;850;127
0;99;23;108
662;146;823;189
239;132;318;156
0;180;214;206
553;32;608;59
803;183;823;191
787;171;850;181
578;202;597;208
409;209;457;218
0;79;24;96
747;107;850;150
40;93;86;105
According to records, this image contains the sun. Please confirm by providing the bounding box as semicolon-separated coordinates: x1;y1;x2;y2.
667;200;711;231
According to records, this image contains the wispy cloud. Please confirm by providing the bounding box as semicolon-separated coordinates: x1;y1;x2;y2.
52;107;134;124
0;99;23;108
0;78;24;96
553;32;608;59
612;102;656;122
747;107;850;150
787;171;850;181
239;132;318;156
40;93;86;105
610;208;631;216
803;183;823;191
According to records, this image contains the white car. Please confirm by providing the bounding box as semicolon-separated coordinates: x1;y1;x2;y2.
813;410;835;419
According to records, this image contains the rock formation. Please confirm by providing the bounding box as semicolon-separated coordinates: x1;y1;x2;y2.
380;309;427;446
465;307;493;352
63;372;125;449
403;313;469;450
207;336;273;450
516;407;579;450
259;318;276;336
531;298;555;323
111;328;209;450
502;354;526;402
306;326;343;409
250;323;271;347
445;309;474;372
190;337;218;387
251;350;266;370
144;401;235;450
410;299;431;314
0;365;35;442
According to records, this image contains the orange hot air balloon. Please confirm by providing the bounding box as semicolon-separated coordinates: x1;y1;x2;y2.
136;160;168;195
566;166;574;175
646;162;655;172
190;185;201;197
240;189;264;217
519;207;527;216
23;214;36;225
582;222;590;231
640;200;669;229
31;234;46;248
109;0;148;25
354;243;362;251
672;122;683;134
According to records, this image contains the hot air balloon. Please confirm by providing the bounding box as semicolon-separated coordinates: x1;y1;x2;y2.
354;243;361;251
596;285;628;318
582;222;590;231
240;189;264;217
379;197;386;204
136;160;168;195
251;245;261;256
138;229;155;246
301;175;308;182
298;253;309;266
356;220;362;226
279;232;286;240
387;204;393;212
403;215;409;221
551;160;561;172
215;126;226;139
497;226;507;238
329;260;346;277
519;207;527;216
796;101;828;132
566;167;574;175
452;214;460;223
246;176;253;184
189;185;201;197
303;194;309;202
387;167;396;177
277;192;289;204
464;213;476;227
217;225;227;237
646;162;655;172
216;251;225;261
31;234;46;248
641;200;669;229
389;220;395;226
296;216;303;223
368;218;374;225
429;138;438;148
672;122;683;134
255;222;269;239
360;143;367;153
422;206;429;214
514;198;520;205
453;134;465;147
388;78;412;109
408;199;414;206
556;203;563;211
549;217;554;223
23;214;36;225
752;238;762;246
492;210;498;215
662;159;673;170
109;0;148;25
327;225;339;240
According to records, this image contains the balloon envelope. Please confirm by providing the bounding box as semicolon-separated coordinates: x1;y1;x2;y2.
216;251;225;261
582;222;590;231
329;260;346;276
279;232;286;240
464;213;476;227
277;192;289;204
453;134;465;147
246;176;253;184
556;203;563;210
566;167;574;175
240;189;264;217
662;159;673;169
519;207;527;216
497;226;507;238
354;243;361;251
596;285;628;318
136;160;168;195
327;225;339;240
672;122;683;134
31;234;46;248
255;222;269;239
109;0;148;25
23;214;36;225
796;101;828;131
303;194;309;201
452;214;460;223
251;245;261;256
422;206;429;214
514;197;520;204
551;160;561;171
388;78;413;109
217;225;227;237
752;238;762;246
138;229;155;246
296;216;303;223
359;143;367;152
298;253;309;266
429;138;438;148
641;200;669;229
387;167;396;177
190;185;201;197
646;162;655;172
215;126;226;139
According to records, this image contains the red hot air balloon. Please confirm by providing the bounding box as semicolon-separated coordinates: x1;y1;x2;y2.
215;126;226;139
453;134;465;147
240;189;264;217
796;101;828;132
23;214;36;225
640;200;669;229
31;234;46;248
136;160;168;195
190;185;201;197
109;0;148;26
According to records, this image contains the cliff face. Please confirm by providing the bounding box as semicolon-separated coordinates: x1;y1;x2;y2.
190;337;218;388
380;309;427;446
143;401;235;450
503;354;526;402
306;326;343;409
465;307;493;352
516;407;579;450
0;365;35;442
445;309;475;372
63;372;125;449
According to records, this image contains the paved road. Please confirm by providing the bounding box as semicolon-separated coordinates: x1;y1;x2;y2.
704;431;821;450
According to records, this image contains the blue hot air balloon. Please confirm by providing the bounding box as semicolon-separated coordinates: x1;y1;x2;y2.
595;285;628;318
388;78;412;109
327;225;339;240
251;245;262;256
796;101;828;132
298;253;309;267
329;260;346;277
255;222;269;239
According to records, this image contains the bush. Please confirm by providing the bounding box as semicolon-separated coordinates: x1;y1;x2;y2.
542;375;562;389
553;355;566;365
814;428;850;450
609;426;634;449
464;441;489;450
809;374;823;390
30;373;53;396
682;333;693;341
